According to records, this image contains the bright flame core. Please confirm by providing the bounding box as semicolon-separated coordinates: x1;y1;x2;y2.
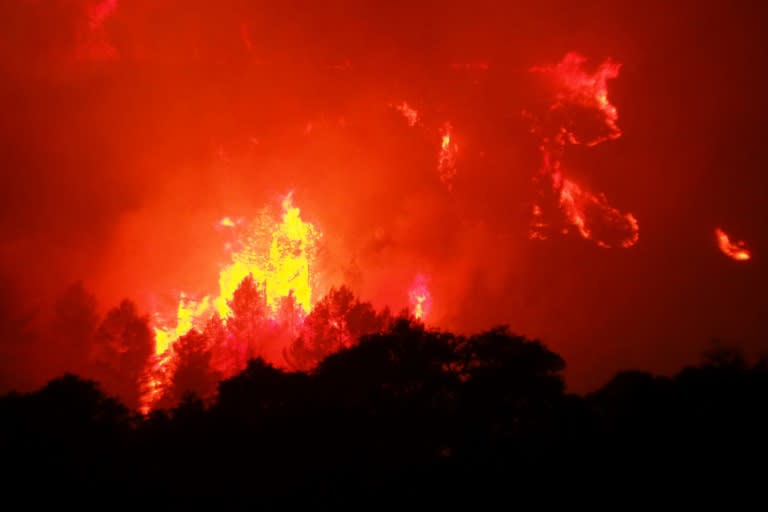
153;194;320;355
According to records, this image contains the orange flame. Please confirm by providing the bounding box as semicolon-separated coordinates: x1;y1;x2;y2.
555;172;639;249
715;228;751;261
531;51;622;146
529;52;638;249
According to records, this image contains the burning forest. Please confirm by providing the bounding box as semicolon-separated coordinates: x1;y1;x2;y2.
0;1;767;497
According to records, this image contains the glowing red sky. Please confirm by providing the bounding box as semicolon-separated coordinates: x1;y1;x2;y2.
0;0;766;392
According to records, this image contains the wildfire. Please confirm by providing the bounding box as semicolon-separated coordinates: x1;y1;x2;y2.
529;52;639;249
143;194;321;410
438;122;458;189
213;193;320;319
154;193;320;353
715;228;751;261
409;274;432;321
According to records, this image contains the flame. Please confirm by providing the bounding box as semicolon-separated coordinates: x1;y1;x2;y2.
145;194;321;409
554;172;639;249
528;52;638;248
715;228;751;261
153;294;211;355
409;274;432;321
156;193;320;346
438;122;458;189
393;101;419;127
531;51;622;146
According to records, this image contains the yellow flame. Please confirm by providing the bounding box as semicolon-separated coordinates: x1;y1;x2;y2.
214;194;319;318
154;293;210;355
153;194;320;355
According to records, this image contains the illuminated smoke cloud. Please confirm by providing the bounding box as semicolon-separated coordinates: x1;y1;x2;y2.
715;228;752;261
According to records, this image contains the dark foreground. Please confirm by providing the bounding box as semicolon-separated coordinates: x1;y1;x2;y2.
2;320;766;500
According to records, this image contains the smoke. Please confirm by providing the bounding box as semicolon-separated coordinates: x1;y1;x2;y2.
1;1;766;393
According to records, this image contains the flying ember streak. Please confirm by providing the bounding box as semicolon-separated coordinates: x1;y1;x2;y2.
529;52;638;249
715;228;751;261
438;122;458;189
409;274;432;321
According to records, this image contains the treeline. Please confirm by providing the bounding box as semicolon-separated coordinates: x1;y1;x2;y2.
2;318;767;499
0;277;393;410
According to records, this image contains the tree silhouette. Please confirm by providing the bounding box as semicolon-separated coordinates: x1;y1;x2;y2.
90;300;152;409
168;329;220;405
0;374;132;494
286;286;390;370
226;274;269;360
204;314;241;379
452;326;567;467
3;315;768;498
